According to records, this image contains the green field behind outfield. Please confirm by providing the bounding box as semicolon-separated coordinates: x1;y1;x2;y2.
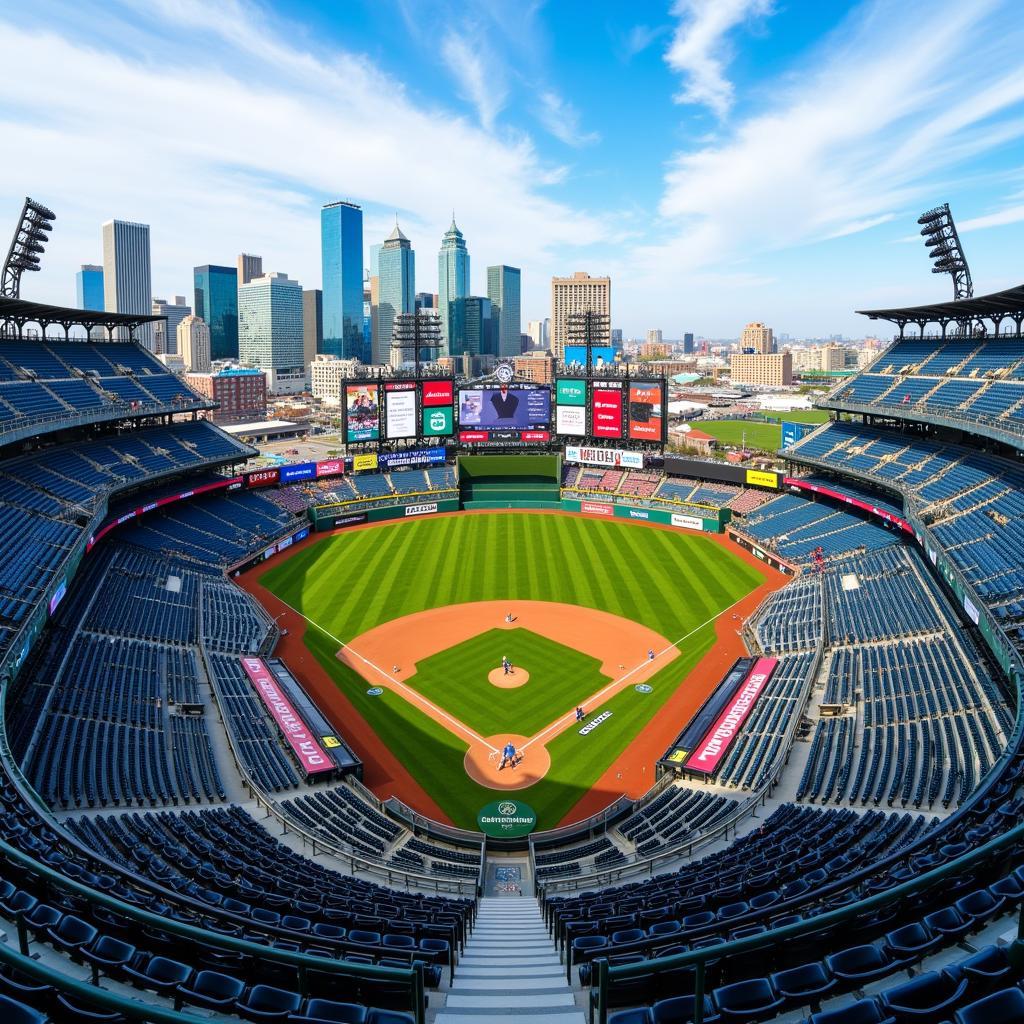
698;419;781;450
763;410;830;424
260;513;764;829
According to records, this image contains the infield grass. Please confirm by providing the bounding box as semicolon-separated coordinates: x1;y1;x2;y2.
261;513;764;829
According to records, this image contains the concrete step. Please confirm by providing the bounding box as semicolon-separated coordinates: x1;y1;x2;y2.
454;976;569;991
435;1014;586;1024
447;993;577;1009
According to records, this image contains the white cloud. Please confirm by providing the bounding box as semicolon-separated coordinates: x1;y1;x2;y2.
537;91;600;148
440;30;506;132
664;0;774;118
0;3;608;316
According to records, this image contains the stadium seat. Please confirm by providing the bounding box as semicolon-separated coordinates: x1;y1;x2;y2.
947;944;1013;994
81;935;136;982
290;999;369;1022
953;986;1024;1024
826;945;907;989
810;998;896;1024
712;978;784;1022
236;984;304;1022
175;969;246;1011
769;961;837;1006
880;969;969;1019
123;955;193;994
0;994;47;1024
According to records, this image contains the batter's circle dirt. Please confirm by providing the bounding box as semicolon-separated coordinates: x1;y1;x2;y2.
464;733;551;790
488;667;530;689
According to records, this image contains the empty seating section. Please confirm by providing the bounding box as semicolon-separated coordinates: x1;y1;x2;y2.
0;337;208;439
201;579;272;654
828;337;1024;436
207;653;302;791
616;789;738;859
751;575;822;654
789;420;1024;661
741;493;898;564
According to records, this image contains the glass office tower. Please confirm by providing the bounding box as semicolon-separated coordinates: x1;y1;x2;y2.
193;265;239;360
321;201;366;362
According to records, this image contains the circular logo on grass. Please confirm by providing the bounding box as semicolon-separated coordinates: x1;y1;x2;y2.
366;687;384;696
477;799;537;838
634;684;653;694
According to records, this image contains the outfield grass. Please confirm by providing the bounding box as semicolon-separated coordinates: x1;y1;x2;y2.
762;409;830;424
698;419;781;451
261;514;763;828
404;628;614;738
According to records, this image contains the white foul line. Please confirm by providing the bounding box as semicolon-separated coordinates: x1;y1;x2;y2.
269;596;499;754
520;590;755;752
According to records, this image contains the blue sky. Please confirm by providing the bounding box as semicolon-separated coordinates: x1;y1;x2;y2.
3;0;1024;338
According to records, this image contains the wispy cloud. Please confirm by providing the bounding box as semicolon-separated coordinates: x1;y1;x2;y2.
618;23;670;61
440;29;506;132
664;0;774;118
537;91;600;148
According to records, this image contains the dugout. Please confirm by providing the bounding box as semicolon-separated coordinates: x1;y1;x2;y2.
458;453;562;508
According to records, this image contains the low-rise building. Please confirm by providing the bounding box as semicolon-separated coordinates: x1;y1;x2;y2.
514;352;556;384
729;352;793;387
310;353;361;406
185;366;267;424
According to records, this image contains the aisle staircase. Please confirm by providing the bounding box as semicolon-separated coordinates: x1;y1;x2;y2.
436;897;585;1024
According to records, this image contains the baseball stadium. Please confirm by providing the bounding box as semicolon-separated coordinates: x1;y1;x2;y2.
0;199;1023;1024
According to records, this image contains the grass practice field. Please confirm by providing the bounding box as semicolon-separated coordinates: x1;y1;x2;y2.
698;419;781;450
260;513;764;829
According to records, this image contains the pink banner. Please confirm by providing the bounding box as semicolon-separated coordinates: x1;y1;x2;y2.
686;657;777;774
239;657;334;775
784;478;913;534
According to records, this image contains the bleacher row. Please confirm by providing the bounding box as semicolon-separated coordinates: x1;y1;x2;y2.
307;466;456;507
0;337;206;440
790;419;1024;662
831;336;1024;438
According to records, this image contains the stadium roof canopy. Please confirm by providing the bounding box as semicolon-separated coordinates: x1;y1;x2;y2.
0;296;164;335
857;283;1024;333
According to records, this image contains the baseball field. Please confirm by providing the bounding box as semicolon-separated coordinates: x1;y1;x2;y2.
256;512;768;830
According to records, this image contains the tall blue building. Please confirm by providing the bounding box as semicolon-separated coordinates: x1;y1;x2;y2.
438;217;469;356
193;265;238;360
449;296;494;357
320;201;366;362
76;265;104;311
377;222;414;365
486;265;521;358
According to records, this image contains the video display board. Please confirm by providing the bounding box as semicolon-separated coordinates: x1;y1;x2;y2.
344;384;380;443
555;378;587;437
421;379;454;437
458;384;551;443
383;381;417;440
590;380;624;439
627;381;664;442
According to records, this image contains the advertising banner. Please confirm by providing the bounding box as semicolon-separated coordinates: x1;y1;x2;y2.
556;405;586;436
280;462;316;483
384;381;417;439
246;467;280;488
556;378;587;406
404;502;438;516
684;657;778;775
353;453;379;472
239;657;335;775
476;799;537;838
564;446;644;469
628;381;663;441
580;501;614;516
784;477;913;534
379;447;446;468
745;469;780;489
421;379;454;407
332;512;368;529
345;383;380;443
781;420;816;449
423;406;453;437
591;383;623;438
315;459;344;478
458;384;551;441
671;513;704;531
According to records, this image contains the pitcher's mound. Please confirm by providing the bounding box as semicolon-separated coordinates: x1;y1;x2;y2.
488;667;530;689
465;733;551;790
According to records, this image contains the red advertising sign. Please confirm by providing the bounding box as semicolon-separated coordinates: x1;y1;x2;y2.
580;501;614;516
783;478;913;534
315;459;344;478
520;430;550;442
422;380;454;407
628;382;663;441
239;657;334;775
685;657;777;774
591;386;623;438
246;467;280;488
459;430;489;442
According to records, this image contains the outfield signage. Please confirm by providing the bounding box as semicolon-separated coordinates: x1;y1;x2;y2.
684;657;778;775
239;657;334;776
579;710;613;735
405;502;438;517
333;513;368;529
316;459;344;478
671;513;703;531
784;477;913;534
353;453;379;472
556;379;587;405
379;447;446;468
477;799;537;838
565;446;644;469
745;469;780;489
580;501;614;516
556;405;586;436
280;461;316;483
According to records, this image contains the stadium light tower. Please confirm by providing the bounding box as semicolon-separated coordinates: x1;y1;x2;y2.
1;197;56;299
918;203;973;301
391;311;442;376
566;310;611;372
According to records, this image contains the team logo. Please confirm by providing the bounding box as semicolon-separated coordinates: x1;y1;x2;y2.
366;687;384;696
635;684;653;693
498;801;517;816
495;362;515;384
428;411;447;431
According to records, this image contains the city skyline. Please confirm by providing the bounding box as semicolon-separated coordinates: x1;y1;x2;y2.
4;2;1024;337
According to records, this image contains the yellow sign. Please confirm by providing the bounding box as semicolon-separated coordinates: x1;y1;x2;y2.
666;748;688;763
745;469;779;489
353;453;379;472
321;735;341;749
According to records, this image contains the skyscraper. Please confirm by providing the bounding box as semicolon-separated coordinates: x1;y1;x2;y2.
76;265;104;311
683;332;694;354
303;288;323;372
368;242;382;361
437;216;469;356
449;296;494;357
238;272;304;393
527;319;550;349
102;219;152;346
321;201;365;361
740;322;774;354
487;265;521;359
177;314;211;373
236;253;263;285
152;296;191;355
377;222;414;365
551;272;610;358
193;265;238;360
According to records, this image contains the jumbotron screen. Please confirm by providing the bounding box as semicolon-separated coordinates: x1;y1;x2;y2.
458;384;551;443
